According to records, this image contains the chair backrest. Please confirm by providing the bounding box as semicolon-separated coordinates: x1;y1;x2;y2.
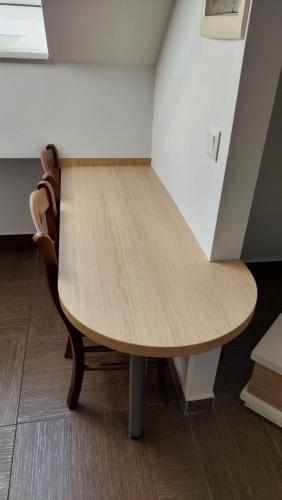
40;173;60;213
29;185;62;316
31;181;58;243
40;144;61;185
47;144;60;167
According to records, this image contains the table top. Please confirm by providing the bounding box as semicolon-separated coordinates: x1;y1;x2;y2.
58;164;257;357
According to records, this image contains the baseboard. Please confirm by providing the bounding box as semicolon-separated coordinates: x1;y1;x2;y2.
167;359;215;414
245;259;282;264
0;234;33;246
61;158;151;167
185;397;215;413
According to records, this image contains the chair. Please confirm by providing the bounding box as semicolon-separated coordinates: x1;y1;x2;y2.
40;144;61;182
40;148;96;360
29;183;131;409
42;172;60;212
37;179;59;235
30;182;169;409
32;180;58;242
40;144;61;208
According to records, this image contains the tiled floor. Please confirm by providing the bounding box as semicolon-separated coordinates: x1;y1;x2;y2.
0;245;281;499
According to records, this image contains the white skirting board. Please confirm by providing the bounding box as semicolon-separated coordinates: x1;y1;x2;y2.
241;383;282;428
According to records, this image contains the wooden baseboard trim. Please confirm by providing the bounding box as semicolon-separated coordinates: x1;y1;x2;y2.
61;158;151;167
168;359;215;414
0;234;33;246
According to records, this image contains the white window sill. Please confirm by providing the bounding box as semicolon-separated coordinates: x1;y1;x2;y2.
0;49;48;60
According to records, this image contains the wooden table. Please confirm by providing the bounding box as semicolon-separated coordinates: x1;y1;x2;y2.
58;164;257;438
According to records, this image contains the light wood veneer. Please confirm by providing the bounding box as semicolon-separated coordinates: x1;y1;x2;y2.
251;313;282;375
248;363;282;412
58;165;257;357
61;158;151;167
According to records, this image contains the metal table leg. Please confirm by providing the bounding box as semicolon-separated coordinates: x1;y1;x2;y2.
128;355;147;439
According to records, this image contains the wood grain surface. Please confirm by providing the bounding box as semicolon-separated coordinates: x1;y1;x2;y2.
0;247;281;499
10;415;157;500
0;282;31;337
18;331;173;423
0;336;26;426
145;403;210;499
0;246;35;283
218;397;282;498
58;165;257;356
191;397;282;499
28;268;68;338
0;426;15;499
248;363;282;411
61;158;151;167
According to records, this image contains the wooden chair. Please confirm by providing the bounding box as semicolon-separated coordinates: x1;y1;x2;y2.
29;184;131;409
40;152;103;361
40;144;61;207
42;172;60;212
37;179;59;234
30;183;169;408
40;144;61;182
31;180;58;242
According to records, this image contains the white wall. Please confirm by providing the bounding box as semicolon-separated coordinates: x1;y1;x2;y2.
0;159;41;234
0;62;154;158
0;61;154;233
152;0;282;262
152;0;282;394
151;0;248;258
151;0;249;390
211;0;282;260
241;70;282;262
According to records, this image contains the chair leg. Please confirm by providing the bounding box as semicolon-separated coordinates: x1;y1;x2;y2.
66;330;85;409
158;358;169;400
64;337;73;359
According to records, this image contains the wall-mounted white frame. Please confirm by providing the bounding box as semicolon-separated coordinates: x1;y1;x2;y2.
201;0;250;40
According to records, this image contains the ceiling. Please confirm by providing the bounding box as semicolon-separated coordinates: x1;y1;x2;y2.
42;0;175;66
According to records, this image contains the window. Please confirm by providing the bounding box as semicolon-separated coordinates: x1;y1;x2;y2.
0;0;48;60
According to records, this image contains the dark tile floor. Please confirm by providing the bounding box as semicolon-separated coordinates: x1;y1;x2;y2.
0;245;281;500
